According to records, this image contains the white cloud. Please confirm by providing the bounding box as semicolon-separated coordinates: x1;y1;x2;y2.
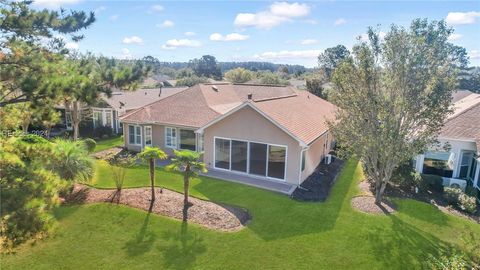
33;0;80;9
210;32;249;41
121;48;132;59
446;11;480;25
151;4;164;12
253;49;322;60
94;6;106;14
161;39;201;49
110;14;119;21
469;50;480;59
300;39;318;45
304;19;317;25
184;31;196;36
448;33;463;41
65;42;79;50
334;18;347;26
234;2;310;29
269;2;310;17
156;20;174;28
122;36;143;45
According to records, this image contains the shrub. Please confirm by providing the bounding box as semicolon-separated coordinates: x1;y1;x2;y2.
465;185;478;197
108;154;136;191
19;134;49;144
444;187;462;205
83;138;96;153
93;126;112;138
458;193;477;214
421;174;444;192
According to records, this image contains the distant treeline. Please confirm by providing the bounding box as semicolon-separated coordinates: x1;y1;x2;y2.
148;61;307;74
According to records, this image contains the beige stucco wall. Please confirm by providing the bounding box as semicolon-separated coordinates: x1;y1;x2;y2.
300;132;333;182
203;106;305;185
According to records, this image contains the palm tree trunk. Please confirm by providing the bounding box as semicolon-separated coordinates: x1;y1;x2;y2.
72;101;80;141
150;158;155;203
183;165;190;222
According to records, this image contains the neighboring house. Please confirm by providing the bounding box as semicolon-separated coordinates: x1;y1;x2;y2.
55;87;187;134
120;83;337;186
414;91;480;198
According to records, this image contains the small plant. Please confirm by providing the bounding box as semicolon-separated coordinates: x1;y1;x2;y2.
108;154;136;192
83;138;96;153
458;193;477;214
444;187;462;205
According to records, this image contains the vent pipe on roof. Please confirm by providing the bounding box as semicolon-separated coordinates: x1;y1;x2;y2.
247;93;253;100
212;85;218;92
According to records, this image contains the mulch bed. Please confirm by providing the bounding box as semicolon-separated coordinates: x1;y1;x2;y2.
351;195;396;215
65;184;250;232
92;147;124;159
291;156;345;201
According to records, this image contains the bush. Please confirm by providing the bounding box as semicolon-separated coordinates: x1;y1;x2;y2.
108;154;136;192
79;120;94;138
458;193;477;214
444;187;463;205
93;126;112;138
19;134;49;144
465;185;478;197
421;174;444;192
83;138;96;153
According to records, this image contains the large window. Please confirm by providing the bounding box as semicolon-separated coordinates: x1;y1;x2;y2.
231;140;248;172
165;127;177;148
268;145;286;179
214;138;287;180
128;125;141;145
180;129;196;151
93;110;103;128
422;151;454;177
459;151;474;179
144;126;152;146
105;110;112;127
215;138;230;169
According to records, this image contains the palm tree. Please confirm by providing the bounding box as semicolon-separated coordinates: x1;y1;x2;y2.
50;139;95;182
138;146;168;205
166;150;207;221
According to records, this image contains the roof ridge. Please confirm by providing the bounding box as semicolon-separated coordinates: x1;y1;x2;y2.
253;94;298;102
233;83;290;87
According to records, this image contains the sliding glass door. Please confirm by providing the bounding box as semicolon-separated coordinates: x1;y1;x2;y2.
231;140;248;172
268;145;286;179
249;142;268;176
215;138;230;169
214;137;287;180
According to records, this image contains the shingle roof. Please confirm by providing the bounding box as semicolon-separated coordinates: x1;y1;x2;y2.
120;83;337;144
103;87;187;112
440;93;480;153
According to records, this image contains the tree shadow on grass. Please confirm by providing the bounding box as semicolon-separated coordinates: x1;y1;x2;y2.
366;214;450;269
394;199;449;226
123;213;156;257
202;159;360;241
158;223;206;270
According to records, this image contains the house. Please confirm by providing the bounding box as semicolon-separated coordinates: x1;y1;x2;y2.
120;83;337;186
55;87;187;135
414;91;480;198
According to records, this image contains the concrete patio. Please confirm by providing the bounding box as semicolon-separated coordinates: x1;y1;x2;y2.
201;169;297;195
155;159;296;195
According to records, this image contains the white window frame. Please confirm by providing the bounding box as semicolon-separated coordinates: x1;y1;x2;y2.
165;126;177;149
213;136;288;181
144;126;152;146
93;109;103;128
128;125;142;145
92;108;114;129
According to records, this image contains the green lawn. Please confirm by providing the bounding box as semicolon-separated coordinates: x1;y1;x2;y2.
2;159;479;269
93;136;123;153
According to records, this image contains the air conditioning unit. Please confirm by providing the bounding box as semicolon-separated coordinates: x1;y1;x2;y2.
441;177;467;191
324;154;332;165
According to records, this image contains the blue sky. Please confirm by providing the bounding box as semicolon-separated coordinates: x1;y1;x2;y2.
34;0;480;67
